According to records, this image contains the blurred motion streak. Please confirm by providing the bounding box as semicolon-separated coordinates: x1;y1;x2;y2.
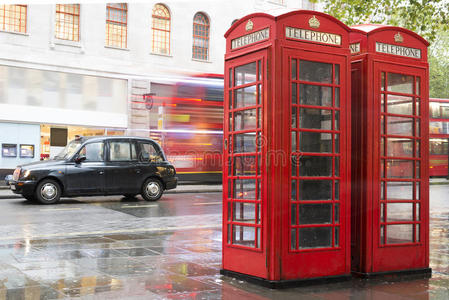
130;73;224;182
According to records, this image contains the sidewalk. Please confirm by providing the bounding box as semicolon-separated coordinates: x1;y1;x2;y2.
429;177;449;185
0;183;222;199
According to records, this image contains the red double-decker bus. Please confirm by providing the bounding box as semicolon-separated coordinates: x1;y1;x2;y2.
130;74;224;183
429;98;449;177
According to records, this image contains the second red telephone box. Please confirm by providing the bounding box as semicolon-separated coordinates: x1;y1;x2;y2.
222;10;351;287
350;24;431;277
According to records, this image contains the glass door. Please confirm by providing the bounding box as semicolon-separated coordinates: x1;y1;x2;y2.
223;50;267;278
282;49;349;279
380;71;421;245
374;63;427;272
290;58;341;251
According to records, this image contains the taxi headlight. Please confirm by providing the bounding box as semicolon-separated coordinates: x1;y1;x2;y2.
22;170;31;179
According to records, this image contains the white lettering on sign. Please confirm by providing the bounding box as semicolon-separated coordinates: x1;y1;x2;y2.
285;26;341;46
375;42;421;59
350;43;360;54
231;28;270;49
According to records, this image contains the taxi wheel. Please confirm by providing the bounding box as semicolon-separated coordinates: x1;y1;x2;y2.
35;179;61;204
141;178;163;201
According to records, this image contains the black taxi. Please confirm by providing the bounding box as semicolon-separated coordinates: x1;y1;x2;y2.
9;136;177;204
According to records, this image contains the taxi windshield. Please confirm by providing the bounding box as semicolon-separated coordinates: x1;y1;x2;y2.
54;140;83;160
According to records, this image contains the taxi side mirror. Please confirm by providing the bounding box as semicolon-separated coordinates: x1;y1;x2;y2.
75;155;87;164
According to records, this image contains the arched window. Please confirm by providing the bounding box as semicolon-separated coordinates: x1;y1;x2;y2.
106;3;127;48
192;12;210;60
152;4;170;55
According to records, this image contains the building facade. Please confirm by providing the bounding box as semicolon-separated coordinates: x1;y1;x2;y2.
0;0;316;175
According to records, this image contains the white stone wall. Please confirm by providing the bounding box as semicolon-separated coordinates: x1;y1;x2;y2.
0;0;315;77
0;0;316;127
0;0;316;169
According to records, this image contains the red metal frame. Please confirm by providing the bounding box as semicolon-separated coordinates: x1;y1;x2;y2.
0;4;26;33
152;4;170;55
282;49;350;279
55;4;80;42
223;11;351;283
223;49;268;278
350;24;429;275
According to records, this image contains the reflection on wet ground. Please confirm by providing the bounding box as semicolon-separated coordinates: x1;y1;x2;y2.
0;192;446;299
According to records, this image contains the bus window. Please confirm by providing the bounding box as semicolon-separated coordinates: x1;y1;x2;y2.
441;105;449;119
430;102;441;118
430;139;448;155
430;102;449;119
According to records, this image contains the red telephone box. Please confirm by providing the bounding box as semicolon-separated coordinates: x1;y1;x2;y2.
350;25;431;277
222;11;351;287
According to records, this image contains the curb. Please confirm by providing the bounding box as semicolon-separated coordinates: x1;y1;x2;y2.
0;195;22;200
165;189;222;194
0;188;222;200
429;182;449;185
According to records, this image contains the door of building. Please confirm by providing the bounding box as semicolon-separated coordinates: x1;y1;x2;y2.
373;62;427;272
222;49;267;278
282;49;350;279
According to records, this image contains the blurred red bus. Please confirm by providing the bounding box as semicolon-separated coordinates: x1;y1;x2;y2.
130;74;224;183
429;98;449;177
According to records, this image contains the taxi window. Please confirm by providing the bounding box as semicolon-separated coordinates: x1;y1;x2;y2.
79;142;104;162
139;143;163;162
110;141;135;161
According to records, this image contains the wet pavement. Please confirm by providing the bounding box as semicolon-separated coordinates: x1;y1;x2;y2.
0;189;446;299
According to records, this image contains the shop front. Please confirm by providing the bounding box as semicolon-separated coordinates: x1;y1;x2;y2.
39;125;125;160
0;64;128;175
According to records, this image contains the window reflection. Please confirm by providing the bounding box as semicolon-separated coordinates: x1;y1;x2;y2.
299;227;332;249
299;84;332;107
299;132;332;153
386;224;413;244
233;179;256;199
299;108;332;130
299;61;332;83
235;62;257;86
386;181;413;200
298;156;332;177
234;109;257;131
387;95;413;115
233;202;256;223
387;203;414;222
233;156;256;176
234;86;257;108
299;203;332;224
387;116;413;136
298;180;332;200
232;225;256;247
233;133;257;153
387;73;413;94
386;138;414;157
386;159;414;178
